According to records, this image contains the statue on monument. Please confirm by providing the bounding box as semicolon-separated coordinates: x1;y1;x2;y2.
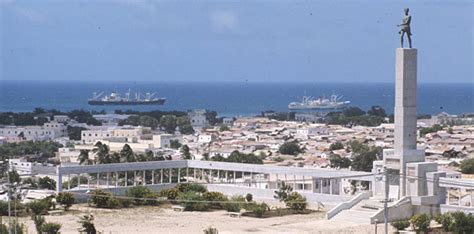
397;8;412;48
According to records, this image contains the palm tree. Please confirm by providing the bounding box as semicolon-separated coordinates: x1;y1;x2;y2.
93;141;111;164
180;145;193;160
120;144;135;163
78;149;94;165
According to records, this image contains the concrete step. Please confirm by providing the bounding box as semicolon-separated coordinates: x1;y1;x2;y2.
330;209;376;224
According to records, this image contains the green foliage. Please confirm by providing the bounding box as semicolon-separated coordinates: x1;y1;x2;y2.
56;192;75;211
0;200;26;216
170;140;182;149
0;140;62;159
159;188;180;200
213;150;263;164
118;197;132;208
8;170;21;184
420;124;444;137
245;193;253;202
180;145;193;160
285;192;307;211
329;153;351;168
67;126;87;140
177;116;194;134
349;141;382;172
93;141;113;164
106;197;120;209
176;183;208;193
367;106;387;118
160;115;177;134
435;211;474;234
0;220;24;234
460;158;474;174
28;199;51;215
409;213;431;233
90;189;113;208
139;115;159;130
343;107;366;117
38;176;56;190
22;177;38;188
120;144;136;163
225;195;245;213
248;202;269;218
178;191;210;211
33;215;45;233
78;214;97;234
205;110;220;126
274;182;293;202
391;219;410;231
278;141;303;156
219;125;230;132
126;186;156;205
62;176;88;190
78;149;94;165
39;222;62;234
329;141;344;151
203;191;228;209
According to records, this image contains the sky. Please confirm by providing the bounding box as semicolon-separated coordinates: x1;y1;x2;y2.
1;0;473;83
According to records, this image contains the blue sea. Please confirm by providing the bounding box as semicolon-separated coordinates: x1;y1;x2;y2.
0;80;472;117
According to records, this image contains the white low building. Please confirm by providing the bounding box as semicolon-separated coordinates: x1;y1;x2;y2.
0;122;67;142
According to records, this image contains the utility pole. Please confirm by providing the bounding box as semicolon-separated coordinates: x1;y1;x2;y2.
383;166;389;234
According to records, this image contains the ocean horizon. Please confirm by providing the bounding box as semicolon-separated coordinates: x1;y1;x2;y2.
0;80;472;117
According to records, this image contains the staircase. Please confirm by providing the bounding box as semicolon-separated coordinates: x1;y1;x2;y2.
329;197;390;224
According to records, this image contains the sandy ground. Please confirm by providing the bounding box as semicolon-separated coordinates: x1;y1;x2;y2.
14;204;394;234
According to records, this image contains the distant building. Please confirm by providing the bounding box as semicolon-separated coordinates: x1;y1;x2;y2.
153;134;181;148
294;112;325;122
81;129;113;144
53;115;70;123
0;122;67;142
188;109;208;130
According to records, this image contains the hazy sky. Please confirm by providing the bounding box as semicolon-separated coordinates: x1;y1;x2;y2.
1;0;473;83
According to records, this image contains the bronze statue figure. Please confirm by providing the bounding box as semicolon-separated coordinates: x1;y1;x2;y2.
397;8;412;48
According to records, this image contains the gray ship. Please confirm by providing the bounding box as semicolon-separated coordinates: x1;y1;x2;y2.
88;89;166;106
288;94;350;110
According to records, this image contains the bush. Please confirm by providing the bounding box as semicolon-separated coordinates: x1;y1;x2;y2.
56;192;75;211
118;198;132;208
159;188;180;200
90;189;113;208
202;191;228;209
329;141;344;151
33;215;45;233
144;192;160;206
106;197;120;209
176;183;207;193
1;220;24;234
245;193;253;202
39;222;61;234
78;214;97;234
203;226;218;234
178;191;210;211
278;141;303;156
28;199;51;215
248;202;268;218
410;214;431;233
127;186;156;205
450;211;474;234
460;158;474;174
435;213;453;232
285;192;307;211
225;195;245;213
391;219;410;231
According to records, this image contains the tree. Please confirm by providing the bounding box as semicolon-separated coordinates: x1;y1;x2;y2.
33;215;45;233
368;105;387;118
225;151;262;164
93;141;112;164
78;214;97;234
38;176;56;190
409;214;431;233
205;110;220;126
442;149;463;159
329;154;351;168
274;182;293;202
179;125;195;135
170;140;181;149
56;192;75;211
219;124;230;132
460;158;474;174
420;124;444;137
78;149;94;165
180;145;193;160
349;141;381;172
8;170;20;184
329;141;344;151
120;144;136;163
278;141;303;156
159;115;177;134
139;115;159;130
177;116;194;134
67;126;87;141
343;107;365;117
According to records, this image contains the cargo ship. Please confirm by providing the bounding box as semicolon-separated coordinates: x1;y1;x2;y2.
88;89;166;106
288;94;350;110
